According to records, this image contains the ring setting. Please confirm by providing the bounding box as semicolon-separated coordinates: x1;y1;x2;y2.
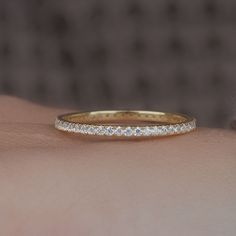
55;110;196;138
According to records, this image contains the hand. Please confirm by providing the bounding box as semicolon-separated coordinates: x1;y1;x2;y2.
0;96;236;236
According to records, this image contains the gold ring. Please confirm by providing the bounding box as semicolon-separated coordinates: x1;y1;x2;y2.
55;110;196;138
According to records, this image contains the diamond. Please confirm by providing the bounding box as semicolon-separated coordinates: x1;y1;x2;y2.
188;122;193;130
173;124;181;133
159;126;168;135
92;126;99;135
69;123;76;132
141;127;151;136
81;125;89;134
181;124;187;133
97;126;106;135
87;125;96;135
64;122;70;131
167;125;175;134
155;126;162;135
186;123;190;131
148;126;157;136
124;127;133;136
74;124;81;133
79;125;84;134
134;127;142;136
114;126;123;136
105;126;114;136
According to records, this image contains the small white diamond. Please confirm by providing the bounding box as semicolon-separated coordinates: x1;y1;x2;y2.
60;121;65;129
86;126;91;134
168;125;175;134
74;124;80;133
105;126;114;136
69;123;76;132
185;124;189;132
185;123;190;131
97;126;106;135
124;127;133;136
59;121;64;129
155;126;162;135
141;127;149;136
148;126;157;136
162;126;168;135
64;122;69;131
189;122;193;130
81;125;89;134
174;124;181;133
93;126;99;135
134;127;142;136
114;126;123;136
189;122;194;129
182;124;188;133
87;126;96;135
79;125;84;134
180;124;185;133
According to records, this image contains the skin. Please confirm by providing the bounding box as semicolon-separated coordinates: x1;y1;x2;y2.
0;95;236;236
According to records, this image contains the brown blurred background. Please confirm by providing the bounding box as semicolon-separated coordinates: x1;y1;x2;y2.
0;0;236;128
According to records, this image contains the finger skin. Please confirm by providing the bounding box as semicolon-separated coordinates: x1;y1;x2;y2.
0;96;236;236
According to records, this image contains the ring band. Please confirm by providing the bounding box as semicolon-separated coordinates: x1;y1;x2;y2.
55;110;196;137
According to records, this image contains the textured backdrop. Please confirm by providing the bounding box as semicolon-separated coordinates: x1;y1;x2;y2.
0;0;236;127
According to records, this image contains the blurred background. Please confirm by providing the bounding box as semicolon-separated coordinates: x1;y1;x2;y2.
0;0;236;128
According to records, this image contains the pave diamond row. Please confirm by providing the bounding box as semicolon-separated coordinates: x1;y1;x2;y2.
55;119;196;137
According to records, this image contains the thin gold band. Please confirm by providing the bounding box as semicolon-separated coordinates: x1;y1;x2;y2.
55;110;196;137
